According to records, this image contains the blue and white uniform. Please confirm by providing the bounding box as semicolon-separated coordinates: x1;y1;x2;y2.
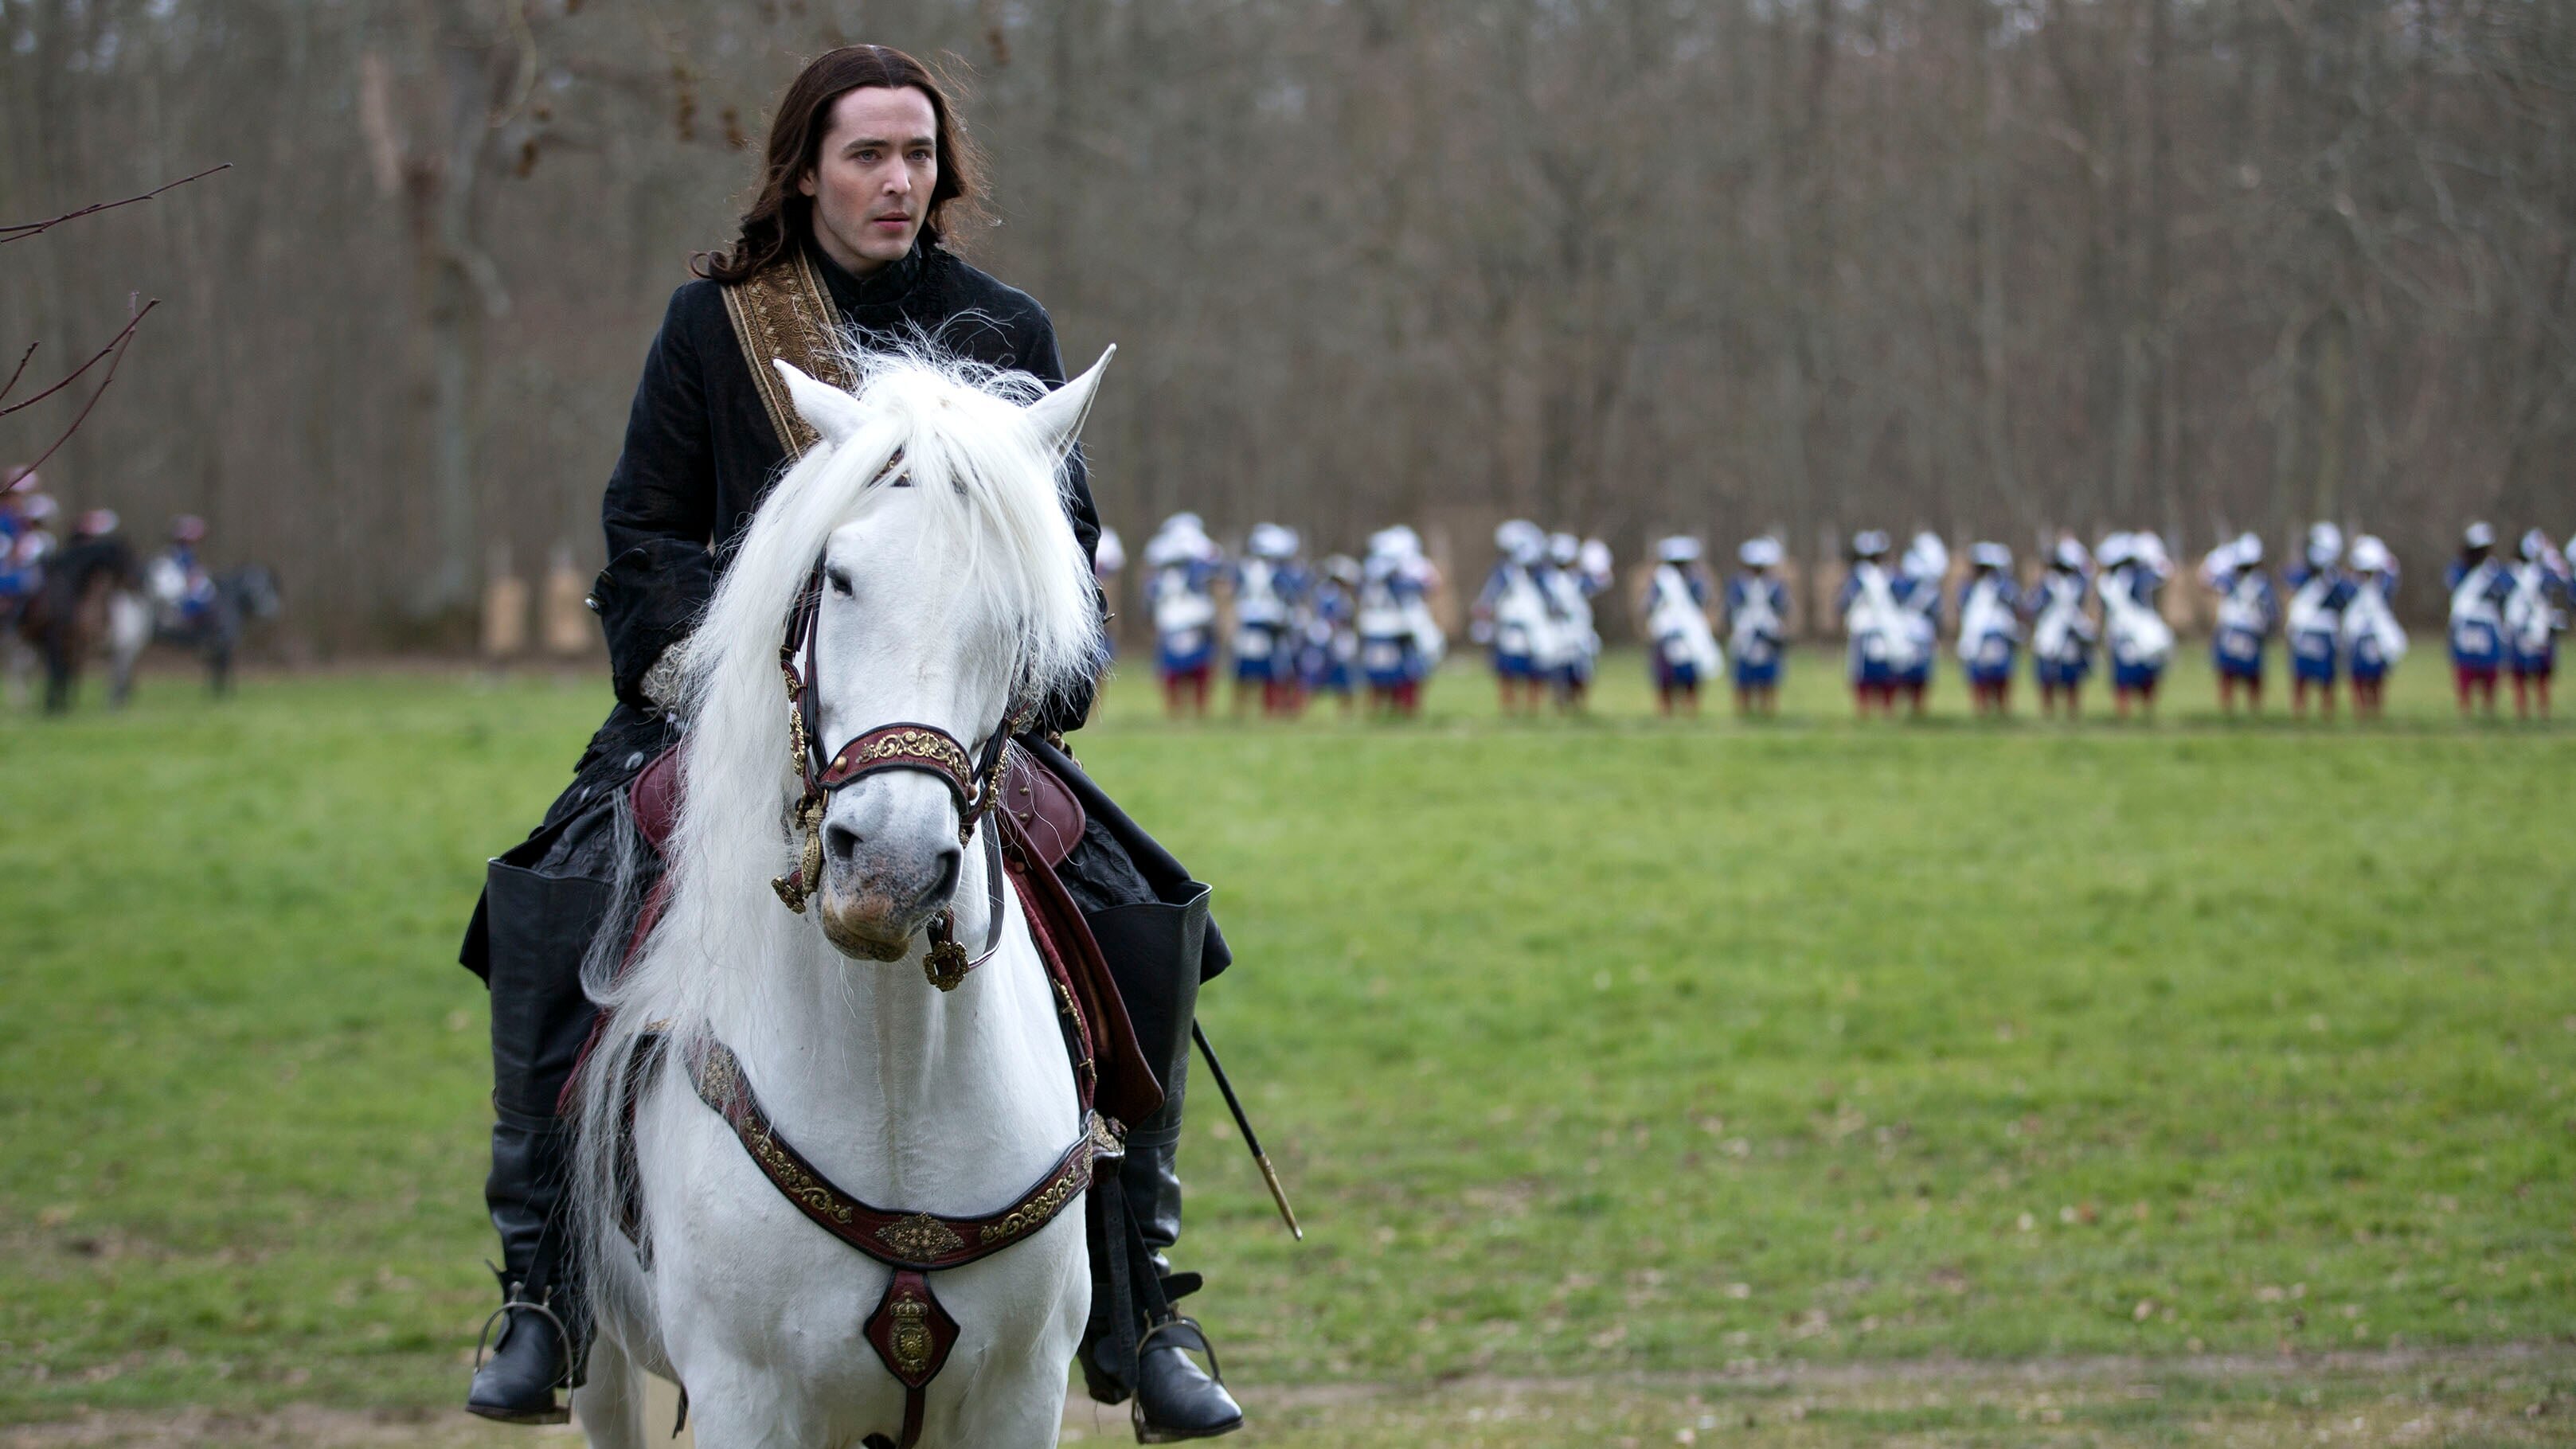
1726;539;1790;689
1358;526;1444;690
1300;557;1361;696
1954;543;2021;686
2503;529;2570;677
2098;532;2175;692
1894;533;1948;692
1539;533;1609;690
1475;520;1552;681
1644;537;1722;691
2284;523;2357;685
2446;526;2512;674
1229;523;1308;684
2342;534;2406;683
2027;538;2097;689
1838;531;1912;688
1145;515;1223;677
2203;533;2277;682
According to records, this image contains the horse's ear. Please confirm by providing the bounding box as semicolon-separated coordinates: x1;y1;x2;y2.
775;359;866;448
1024;345;1115;462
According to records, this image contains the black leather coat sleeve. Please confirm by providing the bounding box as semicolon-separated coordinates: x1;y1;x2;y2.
1020;306;1107;736
596;286;720;710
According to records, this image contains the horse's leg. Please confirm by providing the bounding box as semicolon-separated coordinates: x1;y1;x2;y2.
571;1333;647;1449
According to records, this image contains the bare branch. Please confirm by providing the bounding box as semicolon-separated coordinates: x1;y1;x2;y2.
3;299;158;478
0;163;233;245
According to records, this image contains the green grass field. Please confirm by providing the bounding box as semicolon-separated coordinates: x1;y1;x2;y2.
4;647;2572;1443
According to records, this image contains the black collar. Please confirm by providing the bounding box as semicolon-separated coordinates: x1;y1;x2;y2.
810;236;929;314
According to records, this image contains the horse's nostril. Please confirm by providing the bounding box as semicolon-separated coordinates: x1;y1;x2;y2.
929;846;962;904
824;822;862;865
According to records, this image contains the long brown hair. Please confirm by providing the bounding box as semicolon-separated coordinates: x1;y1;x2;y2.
695;46;987;283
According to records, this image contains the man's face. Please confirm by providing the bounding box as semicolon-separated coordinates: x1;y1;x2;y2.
800;85;938;274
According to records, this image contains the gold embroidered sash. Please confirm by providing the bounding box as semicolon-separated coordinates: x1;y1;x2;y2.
721;248;856;459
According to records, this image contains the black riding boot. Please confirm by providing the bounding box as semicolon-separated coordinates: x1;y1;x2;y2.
463;848;613;1424
1083;886;1243;1443
467;1115;586;1424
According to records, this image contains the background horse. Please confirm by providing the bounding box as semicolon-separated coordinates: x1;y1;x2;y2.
568;348;1112;1449
13;535;146;713
154;564;283;694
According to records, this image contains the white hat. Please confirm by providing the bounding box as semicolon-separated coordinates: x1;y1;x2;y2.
1657;535;1700;564
1369;525;1422;560
1972;541;2012;570
1740;537;1783;568
2097;531;2136;568
2306;521;2344;567
1851;529;1891;560
2521;527;2551;562
2051;536;2090;571
1579;538;1612;576
1323;553;1361;584
1495;519;1543;564
2348;534;2390;573
18;492;56;521
1093;527;1126;574
1547;532;1579;564
2132;533;2171;569
1902;531;1949;580
1249;522;1300;560
2464;521;2496;549
2234;531;2265;566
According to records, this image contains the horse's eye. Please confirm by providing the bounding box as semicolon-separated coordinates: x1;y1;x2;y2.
827;568;854;597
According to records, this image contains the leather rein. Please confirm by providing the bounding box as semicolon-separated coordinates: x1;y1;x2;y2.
767;462;1032;994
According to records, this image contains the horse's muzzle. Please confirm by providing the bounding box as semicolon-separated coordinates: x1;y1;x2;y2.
815;825;963;963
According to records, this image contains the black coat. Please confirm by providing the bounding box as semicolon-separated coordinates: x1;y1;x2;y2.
591;237;1100;733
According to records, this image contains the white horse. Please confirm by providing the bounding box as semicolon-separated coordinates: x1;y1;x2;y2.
569;346;1114;1448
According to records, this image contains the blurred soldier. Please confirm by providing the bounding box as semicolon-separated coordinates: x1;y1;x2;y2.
1229;522;1308;718
1358;525;1442;717
1838;529;1908;717
2342;534;2406;720
1300;553;1362;717
2027;537;2097;719
1955;542;2020;717
2202;532;2277;716
2502;528;2570;721
1473;519;1551;716
2285;522;2356;720
1893;532;1947;717
2098;531;2175;720
1147;514;1223;719
146;514;221;633
0;470;53;628
1092;525;1125;674
1643;536;1722;717
1541;532;1609;711
1726;537;1788;717
2445;522;2511;717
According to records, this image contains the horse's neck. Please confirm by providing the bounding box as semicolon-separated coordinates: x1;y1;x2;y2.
721;843;1077;1212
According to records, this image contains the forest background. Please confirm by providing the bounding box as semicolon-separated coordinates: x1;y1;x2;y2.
4;0;2572;653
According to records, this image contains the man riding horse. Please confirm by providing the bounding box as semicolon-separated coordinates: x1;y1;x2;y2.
459;47;1244;1439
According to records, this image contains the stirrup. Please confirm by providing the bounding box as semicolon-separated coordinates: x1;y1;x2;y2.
1131;1315;1232;1444
472;1275;574;1387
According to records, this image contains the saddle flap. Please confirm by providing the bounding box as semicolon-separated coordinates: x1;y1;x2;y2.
630;744;683;856
1000;744;1085;868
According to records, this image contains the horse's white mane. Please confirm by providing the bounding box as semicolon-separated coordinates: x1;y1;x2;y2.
569;348;1104;1299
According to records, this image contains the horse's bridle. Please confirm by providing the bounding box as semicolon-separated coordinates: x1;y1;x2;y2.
768;465;1032;991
